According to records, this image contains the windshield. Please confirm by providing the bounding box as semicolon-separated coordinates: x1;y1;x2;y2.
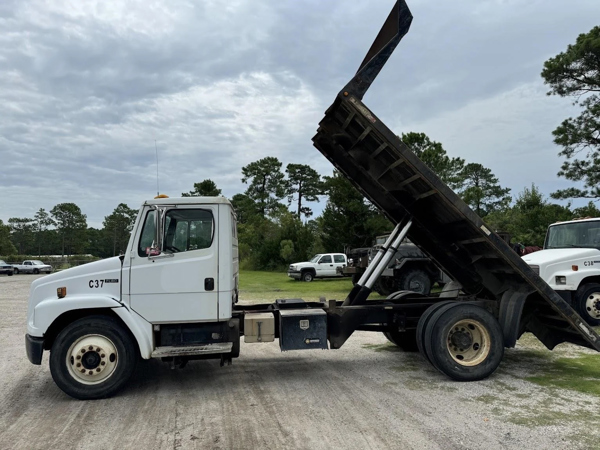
375;235;389;246
0;260;6;265
309;254;322;263
545;221;600;249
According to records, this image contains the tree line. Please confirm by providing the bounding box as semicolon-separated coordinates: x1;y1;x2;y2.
1;26;598;267
1;141;596;267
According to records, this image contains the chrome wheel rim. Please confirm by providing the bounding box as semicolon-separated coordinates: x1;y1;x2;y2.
66;334;118;385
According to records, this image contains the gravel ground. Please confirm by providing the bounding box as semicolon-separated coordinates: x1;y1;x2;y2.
1;274;599;449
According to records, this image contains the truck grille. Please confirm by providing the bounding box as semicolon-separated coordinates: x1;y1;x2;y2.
529;265;540;275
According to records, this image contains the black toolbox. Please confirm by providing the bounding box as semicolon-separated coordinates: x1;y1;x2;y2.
279;309;328;351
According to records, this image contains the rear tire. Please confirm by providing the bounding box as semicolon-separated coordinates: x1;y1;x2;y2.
383;329;418;351
424;304;504;381
33;269;40;274
416;301;455;362
50;315;138;400
575;283;600;326
399;269;432;295
7;271;13;277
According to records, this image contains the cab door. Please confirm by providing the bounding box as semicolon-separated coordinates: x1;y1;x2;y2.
129;206;219;323
316;254;335;276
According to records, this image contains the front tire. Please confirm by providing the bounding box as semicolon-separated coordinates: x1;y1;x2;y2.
50;315;138;400
13;268;19;274
575;283;600;326
301;271;314;282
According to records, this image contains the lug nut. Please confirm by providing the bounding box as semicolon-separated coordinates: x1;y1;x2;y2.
101;354;105;358
88;346;93;351
96;347;101;352
101;361;106;366
76;355;81;360
76;363;81;368
96;368;101;372
80;369;86;373
81;348;86;353
88;371;93;375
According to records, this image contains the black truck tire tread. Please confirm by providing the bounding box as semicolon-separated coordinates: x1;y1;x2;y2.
426;304;504;381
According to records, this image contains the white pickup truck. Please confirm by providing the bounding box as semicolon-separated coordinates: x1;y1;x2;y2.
287;253;348;282
13;260;53;275
523;217;600;326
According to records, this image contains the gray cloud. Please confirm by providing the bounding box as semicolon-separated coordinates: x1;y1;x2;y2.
1;0;599;228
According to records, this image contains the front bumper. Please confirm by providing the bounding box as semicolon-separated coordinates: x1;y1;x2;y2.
287;271;301;279
26;334;44;365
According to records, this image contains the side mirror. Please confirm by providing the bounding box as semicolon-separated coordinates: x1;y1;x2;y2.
146;244;161;257
148;206;165;259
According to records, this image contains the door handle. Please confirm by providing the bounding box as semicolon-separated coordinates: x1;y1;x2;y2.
205;278;215;291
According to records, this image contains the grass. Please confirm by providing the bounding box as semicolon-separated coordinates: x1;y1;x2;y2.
238;270;386;303
525;353;600;397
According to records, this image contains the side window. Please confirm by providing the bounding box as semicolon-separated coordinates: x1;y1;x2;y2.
164;209;214;252
334;255;345;263
138;210;156;257
319;255;332;264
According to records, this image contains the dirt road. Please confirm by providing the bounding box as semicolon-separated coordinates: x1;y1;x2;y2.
1;275;599;449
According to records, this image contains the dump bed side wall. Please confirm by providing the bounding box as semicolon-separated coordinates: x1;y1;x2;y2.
313;94;600;350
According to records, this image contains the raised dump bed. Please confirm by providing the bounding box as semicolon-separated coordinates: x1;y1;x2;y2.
312;0;600;352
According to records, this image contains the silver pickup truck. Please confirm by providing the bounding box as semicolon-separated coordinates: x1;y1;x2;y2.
12;260;53;274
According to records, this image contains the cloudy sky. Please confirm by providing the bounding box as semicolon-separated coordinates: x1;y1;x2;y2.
1;0;599;228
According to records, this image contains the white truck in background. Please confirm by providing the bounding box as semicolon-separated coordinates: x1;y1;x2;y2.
523;217;600;325
287;253;348;282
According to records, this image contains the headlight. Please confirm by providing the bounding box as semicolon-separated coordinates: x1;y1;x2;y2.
555;276;567;285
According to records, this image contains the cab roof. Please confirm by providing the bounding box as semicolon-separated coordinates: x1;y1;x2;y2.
143;196;233;206
550;217;600;226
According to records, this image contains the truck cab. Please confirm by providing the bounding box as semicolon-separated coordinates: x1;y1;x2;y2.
522;217;600;325
25;196;239;399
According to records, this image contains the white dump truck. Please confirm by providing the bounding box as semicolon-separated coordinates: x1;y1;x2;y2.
25;0;600;400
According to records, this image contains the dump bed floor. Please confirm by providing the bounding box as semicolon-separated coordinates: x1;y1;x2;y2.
313;94;600;351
